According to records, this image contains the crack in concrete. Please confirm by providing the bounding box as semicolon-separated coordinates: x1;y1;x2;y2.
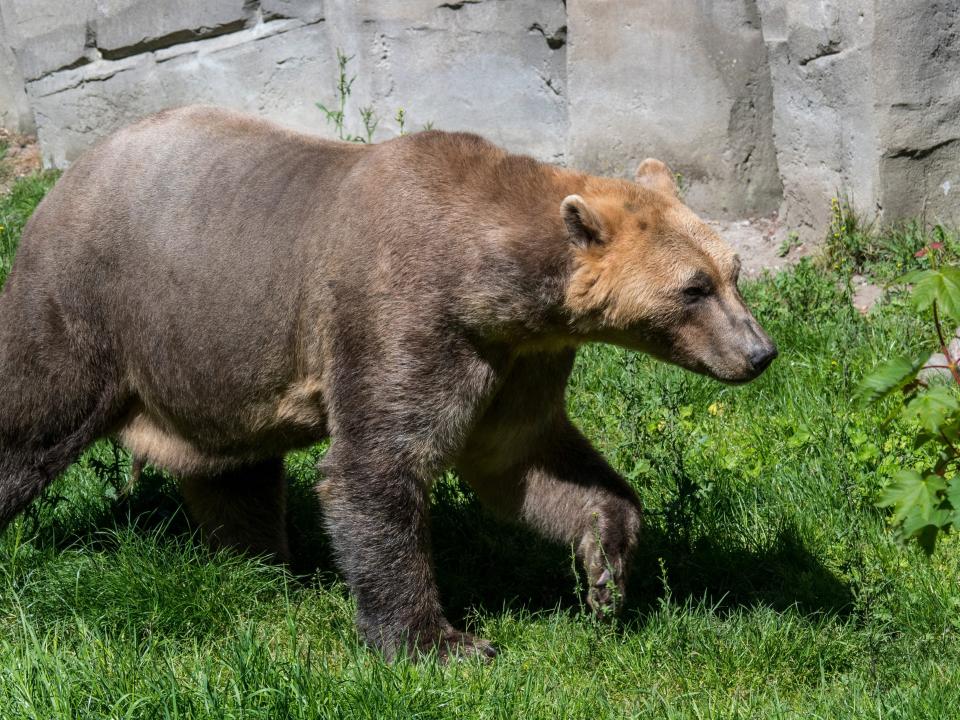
154;16;325;60
537;71;562;97
437;1;481;10
885;137;959;160
26;16;325;97
99;20;250;61
798;41;842;66
528;23;566;50
32;55;94;81
30;61;139;96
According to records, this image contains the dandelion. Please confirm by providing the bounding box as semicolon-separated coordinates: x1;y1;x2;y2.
708;402;723;416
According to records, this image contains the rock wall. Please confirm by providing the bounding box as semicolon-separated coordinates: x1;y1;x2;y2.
0;0;567;167
0;5;32;132
0;0;958;238
568;0;781;218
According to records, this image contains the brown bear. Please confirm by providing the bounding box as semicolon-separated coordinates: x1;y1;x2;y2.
0;106;776;661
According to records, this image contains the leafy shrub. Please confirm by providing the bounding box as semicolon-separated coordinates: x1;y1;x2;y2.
859;242;960;553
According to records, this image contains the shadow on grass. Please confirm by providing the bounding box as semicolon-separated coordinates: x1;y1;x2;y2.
428;489;854;626
25;466;852;631
22;465;192;554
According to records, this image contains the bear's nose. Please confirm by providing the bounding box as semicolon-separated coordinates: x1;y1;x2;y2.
749;344;778;373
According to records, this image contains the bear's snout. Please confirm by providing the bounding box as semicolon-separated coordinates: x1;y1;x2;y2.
749;342;778;374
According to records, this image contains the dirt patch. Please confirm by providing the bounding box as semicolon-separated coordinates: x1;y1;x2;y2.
851;274;884;313
706;213;815;278
709;213;886;311
0;128;41;196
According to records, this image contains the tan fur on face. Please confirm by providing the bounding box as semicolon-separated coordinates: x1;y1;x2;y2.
564;177;738;333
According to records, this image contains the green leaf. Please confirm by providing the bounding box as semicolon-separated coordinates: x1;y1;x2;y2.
947;476;960;512
857;356;925;404
855;443;880;462
940;417;960;444
877;470;946;527
909;266;960;322
901;386;960;434
914;525;941;555
901;505;951;538
893;269;933;286
786;424;812;449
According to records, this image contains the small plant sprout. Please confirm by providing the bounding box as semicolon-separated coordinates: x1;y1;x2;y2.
673;172;687;200
317;49;411;145
358;106;379;144
778;231;802;258
316;49;356;141
859;239;960;553
587;512;623;620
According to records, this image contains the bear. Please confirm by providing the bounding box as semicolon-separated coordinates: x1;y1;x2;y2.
0;106;777;661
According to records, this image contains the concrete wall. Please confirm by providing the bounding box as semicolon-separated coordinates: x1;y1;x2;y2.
0;4;32;132
758;0;960;236
0;0;958;238
568;0;782;218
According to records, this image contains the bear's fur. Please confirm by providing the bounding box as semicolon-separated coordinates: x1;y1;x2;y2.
0;107;776;660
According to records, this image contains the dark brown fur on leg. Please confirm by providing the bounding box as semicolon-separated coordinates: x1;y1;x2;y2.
460;416;642;619
180;458;290;562
319;443;497;663
0;298;123;529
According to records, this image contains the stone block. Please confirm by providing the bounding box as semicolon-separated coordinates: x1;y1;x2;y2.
758;1;878;240
872;0;960;225
567;0;782;219
0;0;96;81
317;0;568;161
28;18;336;167
0;6;33;132
93;0;255;59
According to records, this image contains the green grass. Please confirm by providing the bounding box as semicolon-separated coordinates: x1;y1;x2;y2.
1;173;959;718
0;170;58;285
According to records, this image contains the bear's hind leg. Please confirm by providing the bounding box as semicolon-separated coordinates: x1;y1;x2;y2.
179;458;290;562
0;328;123;529
0;428;106;528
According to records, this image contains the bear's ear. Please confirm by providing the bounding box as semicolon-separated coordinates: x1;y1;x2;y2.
561;194;604;248
634;158;678;198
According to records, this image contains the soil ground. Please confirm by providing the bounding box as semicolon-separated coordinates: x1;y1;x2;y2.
0;128;41;195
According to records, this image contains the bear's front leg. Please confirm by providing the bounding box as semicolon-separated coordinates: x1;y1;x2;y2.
460;416;643;619
319;443;497;662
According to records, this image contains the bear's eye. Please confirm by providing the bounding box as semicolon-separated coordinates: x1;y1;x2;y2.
683;284;712;302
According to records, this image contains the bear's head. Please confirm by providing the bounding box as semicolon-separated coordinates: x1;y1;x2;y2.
562;159;777;384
